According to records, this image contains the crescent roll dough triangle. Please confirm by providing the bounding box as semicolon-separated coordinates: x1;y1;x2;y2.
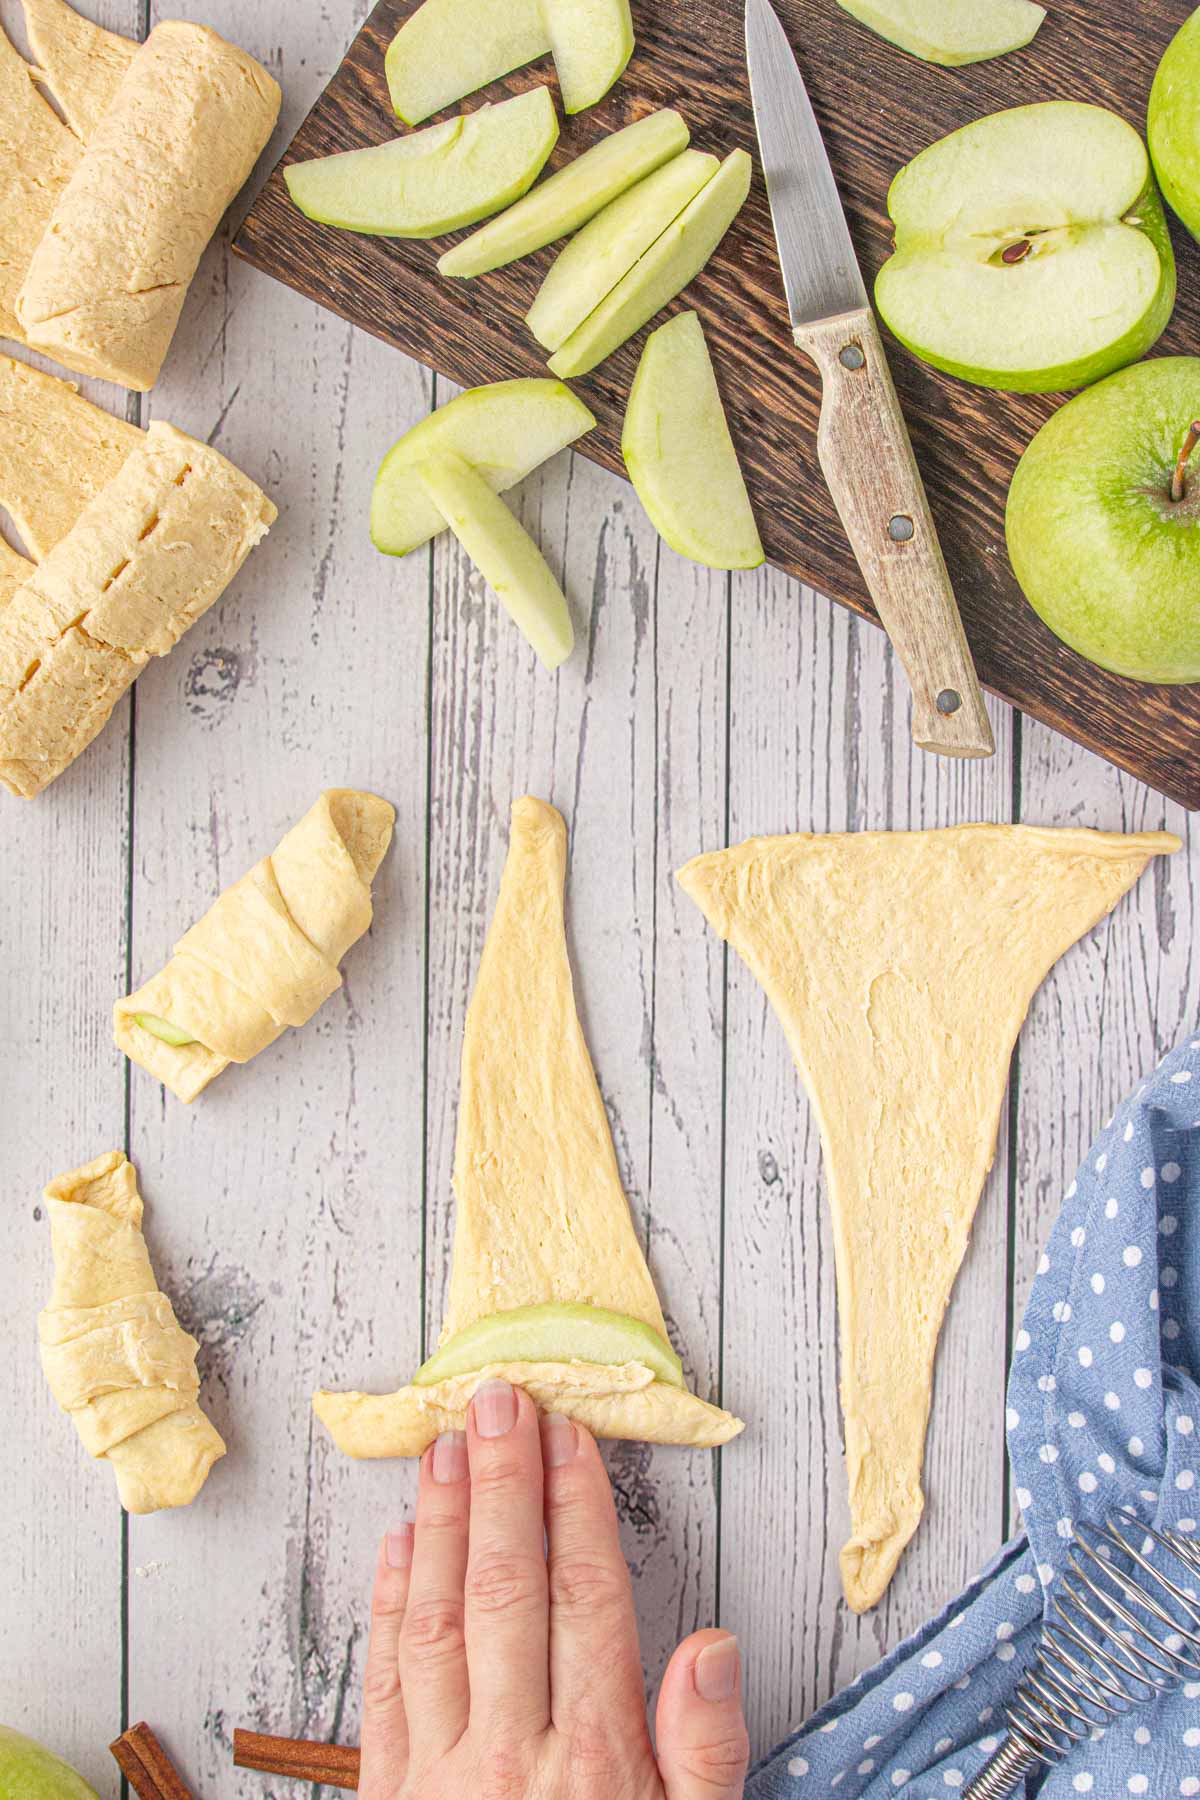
676;822;1179;1612
315;796;742;1455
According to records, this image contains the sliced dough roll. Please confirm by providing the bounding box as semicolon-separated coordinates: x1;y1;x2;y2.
116;789;395;1103
39;1151;225;1513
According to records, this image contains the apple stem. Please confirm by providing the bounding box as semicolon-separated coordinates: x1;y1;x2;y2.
1170;421;1200;503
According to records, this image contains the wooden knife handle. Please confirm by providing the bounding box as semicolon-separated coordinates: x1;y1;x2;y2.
792;305;994;760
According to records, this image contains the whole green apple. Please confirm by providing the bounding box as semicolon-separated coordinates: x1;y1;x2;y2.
0;1726;100;1800
1149;7;1200;242
1006;358;1200;682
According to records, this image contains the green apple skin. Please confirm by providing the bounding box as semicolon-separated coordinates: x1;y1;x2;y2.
414;1303;685;1388
439;109;689;279
837;0;1044;66
539;0;634;113
622;311;764;570
876;103;1176;394
133;1012;196;1047
385;0;550;125
549;149;752;380
284;89;558;239
372;379;595;557
0;1727;100;1800
1149;7;1200;243
1006;358;1200;683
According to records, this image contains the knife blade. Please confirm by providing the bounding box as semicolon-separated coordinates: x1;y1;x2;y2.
745;0;994;759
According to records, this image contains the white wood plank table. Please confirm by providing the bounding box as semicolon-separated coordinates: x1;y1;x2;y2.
1;4;1197;1793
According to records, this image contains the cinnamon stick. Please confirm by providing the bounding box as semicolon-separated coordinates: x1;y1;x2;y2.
233;1728;360;1789
109;1722;194;1799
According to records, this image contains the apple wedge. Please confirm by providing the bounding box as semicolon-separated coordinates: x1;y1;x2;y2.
133;1013;197;1048
875;102;1176;393
284;89;558;238
622;311;763;570
548;148;752;379
528;150;719;351
438;109;689;278
385;0;551;125
372;379;596;556
539;0;634;113
1149;9;1200;244
837;0;1044;65
414;1302;685;1388
416;450;574;669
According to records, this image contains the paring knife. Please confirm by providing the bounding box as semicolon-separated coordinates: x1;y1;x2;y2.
745;0;994;759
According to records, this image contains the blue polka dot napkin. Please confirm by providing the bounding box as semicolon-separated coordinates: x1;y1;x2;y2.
746;1028;1200;1798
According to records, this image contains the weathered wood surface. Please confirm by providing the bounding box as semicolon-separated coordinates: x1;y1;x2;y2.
1;2;1198;1796
234;0;1200;810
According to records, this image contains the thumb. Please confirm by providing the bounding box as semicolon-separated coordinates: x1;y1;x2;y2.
655;1628;750;1800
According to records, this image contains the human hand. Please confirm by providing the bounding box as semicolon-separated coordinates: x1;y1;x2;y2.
358;1378;749;1799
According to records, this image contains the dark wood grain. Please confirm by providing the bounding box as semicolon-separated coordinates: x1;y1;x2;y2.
234;0;1200;808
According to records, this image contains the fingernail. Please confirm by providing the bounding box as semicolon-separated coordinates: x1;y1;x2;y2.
695;1635;740;1702
432;1428;468;1485
472;1378;517;1438
543;1412;577;1467
385;1524;414;1569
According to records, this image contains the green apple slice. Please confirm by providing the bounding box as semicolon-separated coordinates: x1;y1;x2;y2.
416;450;574;669
413;1302;685;1387
372;379;595;556
133;1013;197;1048
548;148;751;379
875;102;1176;393
1149;9;1200;244
385;0;551;126
837;0;1044;65
528;150;719;351
438;109;689;278
539;0;634;113
284;89;558;239
622;311;763;570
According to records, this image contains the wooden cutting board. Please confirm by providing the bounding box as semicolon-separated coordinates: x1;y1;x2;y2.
234;0;1200;809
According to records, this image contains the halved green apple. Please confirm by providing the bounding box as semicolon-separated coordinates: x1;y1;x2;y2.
837;0;1044;65
284;89;558;238
622;311;763;570
385;0;550;126
528;149;719;351
875;102;1176;393
133;1013;196;1048
371;379;596;555
416;450;575;668
438;109;689;278
548;148;752;379
413;1302;685;1387
539;0;634;113
1149;8;1200;245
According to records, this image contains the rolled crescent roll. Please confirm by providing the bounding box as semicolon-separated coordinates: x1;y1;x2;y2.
116;789;395;1103
16;20;280;389
40;1151;225;1513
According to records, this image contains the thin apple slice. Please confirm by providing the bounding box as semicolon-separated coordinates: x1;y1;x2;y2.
385;0;551;126
414;1302;686;1388
622;311;763;570
416;450;574;669
539;0;634;113
528;150;719;351
837;0;1044;65
284;90;558;239
439;109;689;278
372;379;595;556
133;1013;198;1047
548;149;751;379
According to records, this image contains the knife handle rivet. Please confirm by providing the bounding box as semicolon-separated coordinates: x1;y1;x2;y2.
838;343;865;370
888;513;915;542
937;689;963;716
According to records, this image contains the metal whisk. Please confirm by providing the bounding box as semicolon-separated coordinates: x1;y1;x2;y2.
964;1516;1200;1800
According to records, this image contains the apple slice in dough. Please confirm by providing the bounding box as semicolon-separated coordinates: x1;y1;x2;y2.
439;109;689;279
413;1302;686;1388
549;149;751;378
622;311;763;570
284;89;558;238
539;0;633;113
314;797;744;1457
837;0;1044;65
385;0;551;125
528;150;719;351
678;822;1179;1611
416;450;574;669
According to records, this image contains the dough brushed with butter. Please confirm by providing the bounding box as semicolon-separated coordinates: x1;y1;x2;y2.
677;822;1179;1612
314;797;743;1455
40;1151;225;1512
